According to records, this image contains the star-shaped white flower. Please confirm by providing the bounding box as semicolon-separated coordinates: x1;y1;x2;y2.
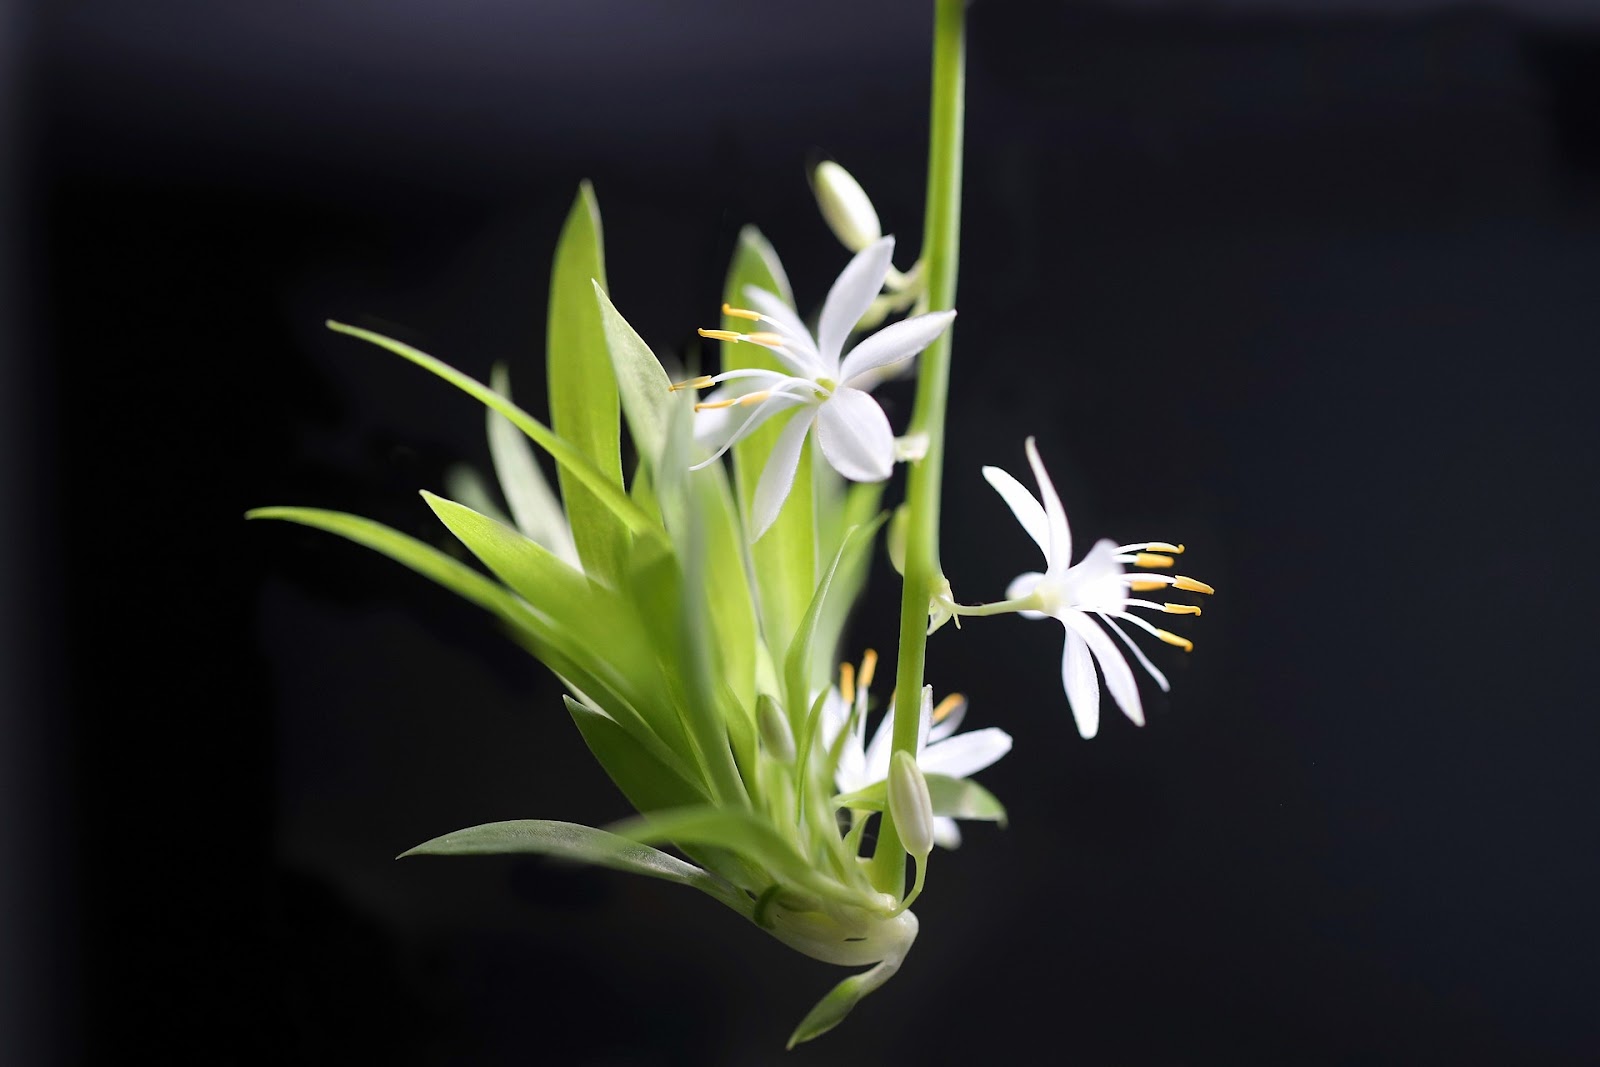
679;236;955;538
983;438;1214;739
819;653;1011;849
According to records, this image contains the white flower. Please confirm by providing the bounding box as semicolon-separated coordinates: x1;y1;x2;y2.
982;437;1214;739
819;652;1011;849
678;236;955;539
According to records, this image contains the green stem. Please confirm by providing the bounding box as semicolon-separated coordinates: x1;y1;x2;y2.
869;0;966;895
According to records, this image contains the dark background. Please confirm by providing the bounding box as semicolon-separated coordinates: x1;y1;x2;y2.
8;0;1600;1063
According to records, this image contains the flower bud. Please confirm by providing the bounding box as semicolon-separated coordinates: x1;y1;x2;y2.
757;694;796;763
812;161;882;254
888;749;935;860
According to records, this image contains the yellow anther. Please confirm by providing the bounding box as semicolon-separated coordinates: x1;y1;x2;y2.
697;328;741;342
694;397;740;411
1133;552;1175;569
668;375;714;393
745;331;787;346
839;662;856;705
858;649;879;690
1154;629;1194;652
721;303;762;321
932;692;967;723
1163;603;1202;616
1145;542;1185;554
1173;575;1215;595
1128;578;1169;592
736;390;771;406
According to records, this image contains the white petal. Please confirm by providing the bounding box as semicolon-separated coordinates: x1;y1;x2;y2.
919;728;1013;779
1060;623;1101;739
862;705;895;781
1063;612;1145;728
816;236;895;372
1063;539;1128;611
749;410;815;539
740;286;823;375
932;816;962;850
1005;571;1049;620
1099;613;1170;693
690;390;808;471
1024;437;1073;577
816;387;895;482
982;465;1049;560
838;309;955;387
819;687;849;750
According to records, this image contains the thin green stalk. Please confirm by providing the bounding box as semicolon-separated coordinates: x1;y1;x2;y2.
869;0;966;894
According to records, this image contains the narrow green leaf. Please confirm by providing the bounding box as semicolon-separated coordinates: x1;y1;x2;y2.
594;283;674;469
247;507;643;736
613;805;861;907
783;515;887;734
787;957;903;1049
811;480;884;685
694;462;758;711
565;695;709;813
546;181;627;581
721;227;815;662
487;364;579;566
420;491;696;777
325;321;662;544
400;818;749;916
833;774;1007;825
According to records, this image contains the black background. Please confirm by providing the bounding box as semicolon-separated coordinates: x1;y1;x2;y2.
11;0;1600;1063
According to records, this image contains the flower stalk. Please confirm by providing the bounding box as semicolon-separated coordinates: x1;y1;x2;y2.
871;0;967;894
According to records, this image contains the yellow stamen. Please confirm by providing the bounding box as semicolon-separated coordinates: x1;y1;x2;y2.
1128;578;1169;592
858;649;878;690
668;375;714;393
738;390;773;406
745;331;787;346
932;692;966;723
1145;542;1185;554
697;328;740;342
1163;603;1202;616
1173;575;1215;595
1133;552;1175;569
1154;629;1194;652
721;303;762;321
694;397;740;411
839;662;856;705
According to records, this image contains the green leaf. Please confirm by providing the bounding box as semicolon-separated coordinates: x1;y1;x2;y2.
247;507;643;735
419;491;697;777
694;462;758;711
487;364;579;565
400;818;749;916
787;957;903;1049
594;282;674;469
811;480;884;685
721;227;815;663
546;181;627;581
565;695;710;813
783;514;887;736
613;805;861;907
325;321;663;545
834;774;1007;825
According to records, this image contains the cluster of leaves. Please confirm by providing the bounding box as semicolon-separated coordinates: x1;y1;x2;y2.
251;185;1000;1044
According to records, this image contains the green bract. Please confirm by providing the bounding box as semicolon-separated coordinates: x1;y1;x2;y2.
250;186;941;1045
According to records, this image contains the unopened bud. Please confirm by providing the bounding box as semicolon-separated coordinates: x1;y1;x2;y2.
889;749;935;860
812;161;882;253
757;695;795;763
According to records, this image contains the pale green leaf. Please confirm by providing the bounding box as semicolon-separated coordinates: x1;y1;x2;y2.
721;227;815;663
787;957;902;1049
400;818;749;915
325;321;663;544
594;282;674;468
546;181;626;581
487;363;579;566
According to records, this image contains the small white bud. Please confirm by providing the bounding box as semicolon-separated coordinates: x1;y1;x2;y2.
812;161;883;254
888;750;935;860
757;695;796;763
